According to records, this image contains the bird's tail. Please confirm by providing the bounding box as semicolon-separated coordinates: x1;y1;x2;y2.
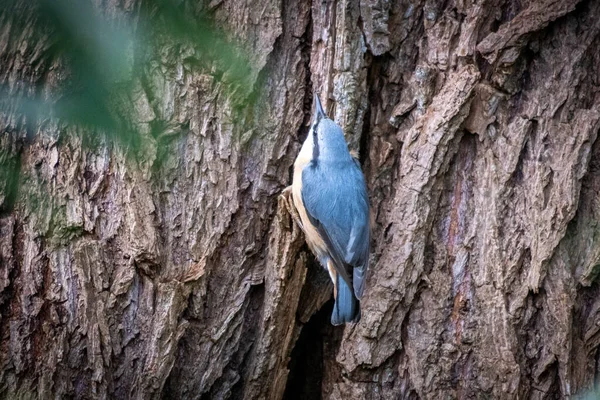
331;273;360;325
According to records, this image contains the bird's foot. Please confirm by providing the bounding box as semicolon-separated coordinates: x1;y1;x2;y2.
279;186;304;232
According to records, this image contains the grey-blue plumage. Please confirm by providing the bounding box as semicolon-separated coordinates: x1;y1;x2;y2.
301;149;370;293
292;93;370;325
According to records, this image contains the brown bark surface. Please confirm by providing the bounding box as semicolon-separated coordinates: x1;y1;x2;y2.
2;0;600;399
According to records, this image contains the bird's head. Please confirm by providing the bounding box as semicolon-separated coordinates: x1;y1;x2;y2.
307;93;351;163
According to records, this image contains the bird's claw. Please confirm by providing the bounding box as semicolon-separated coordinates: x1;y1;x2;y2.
279;186;303;232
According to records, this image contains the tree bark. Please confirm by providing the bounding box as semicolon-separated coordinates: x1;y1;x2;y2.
2;0;600;399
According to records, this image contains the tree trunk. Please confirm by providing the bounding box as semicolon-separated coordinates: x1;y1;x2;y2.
2;0;600;399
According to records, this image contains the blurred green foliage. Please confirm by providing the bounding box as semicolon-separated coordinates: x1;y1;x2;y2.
578;388;600;399
0;0;254;140
0;0;256;212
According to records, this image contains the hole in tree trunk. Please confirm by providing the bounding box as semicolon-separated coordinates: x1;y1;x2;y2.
283;299;334;400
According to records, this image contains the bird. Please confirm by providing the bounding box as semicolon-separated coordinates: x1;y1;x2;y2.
291;92;370;325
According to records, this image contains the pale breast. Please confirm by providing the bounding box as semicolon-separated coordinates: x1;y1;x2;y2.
292;159;328;258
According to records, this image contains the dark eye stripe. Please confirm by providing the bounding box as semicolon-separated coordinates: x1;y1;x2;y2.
312;115;322;161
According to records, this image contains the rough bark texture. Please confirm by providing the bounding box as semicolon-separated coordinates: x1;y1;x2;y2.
2;0;600;399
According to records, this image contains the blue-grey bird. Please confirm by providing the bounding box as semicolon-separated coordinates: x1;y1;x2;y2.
292;93;370;325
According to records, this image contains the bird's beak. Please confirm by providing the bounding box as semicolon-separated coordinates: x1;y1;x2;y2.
314;92;327;121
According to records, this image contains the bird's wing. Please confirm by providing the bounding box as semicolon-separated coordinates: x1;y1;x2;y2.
301;161;370;298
